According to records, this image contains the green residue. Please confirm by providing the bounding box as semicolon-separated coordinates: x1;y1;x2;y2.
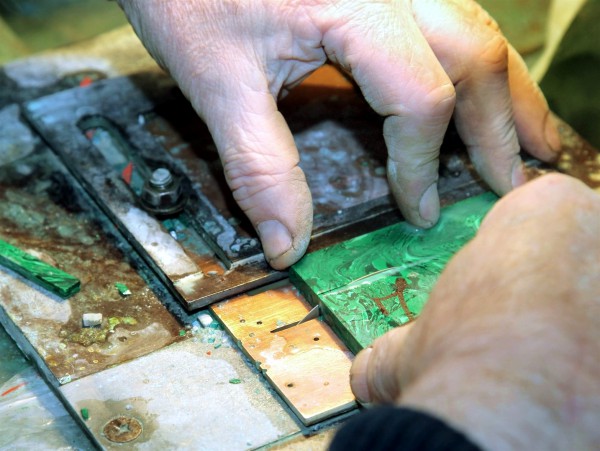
68;327;108;347
81;408;89;421
229;378;242;384
107;316;137;331
0;238;80;298
179;330;186;337
69;316;137;346
290;192;498;354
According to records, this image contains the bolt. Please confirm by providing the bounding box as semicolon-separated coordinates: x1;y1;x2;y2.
149;168;173;188
139;168;188;216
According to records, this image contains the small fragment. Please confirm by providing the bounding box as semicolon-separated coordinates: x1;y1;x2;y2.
198;313;213;328
179;330;186;337
82;313;103;327
115;282;132;296
121;162;134;185
59;375;72;385
229;378;242;384
81;408;90;420
79;76;93;87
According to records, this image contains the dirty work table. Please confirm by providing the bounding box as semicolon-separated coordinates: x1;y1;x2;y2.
1;15;599;450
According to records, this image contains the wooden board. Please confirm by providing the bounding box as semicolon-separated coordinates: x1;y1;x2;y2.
290;193;498;354
211;283;356;425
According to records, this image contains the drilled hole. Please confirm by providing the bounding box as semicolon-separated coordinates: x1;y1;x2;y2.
286;382;294;388
313;337;320;341
256;321;263;325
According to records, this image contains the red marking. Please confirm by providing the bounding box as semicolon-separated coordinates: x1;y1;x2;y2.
121;162;134;185
206;351;212;356
1;382;26;397
79;76;93;87
85;130;95;140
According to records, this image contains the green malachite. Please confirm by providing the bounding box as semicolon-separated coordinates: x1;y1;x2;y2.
290;192;498;354
0;239;80;298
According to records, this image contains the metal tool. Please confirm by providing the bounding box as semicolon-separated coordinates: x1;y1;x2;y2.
270;305;321;333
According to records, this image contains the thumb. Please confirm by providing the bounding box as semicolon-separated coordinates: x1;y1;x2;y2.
186;64;313;269
350;324;415;404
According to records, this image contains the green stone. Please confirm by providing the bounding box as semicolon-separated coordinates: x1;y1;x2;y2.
229;378;242;384
0;238;80;298
114;282;131;296
290;192;498;354
81;408;89;421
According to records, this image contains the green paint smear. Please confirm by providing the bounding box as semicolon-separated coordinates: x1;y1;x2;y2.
291;193;498;354
0;238;80;298
229;378;242;384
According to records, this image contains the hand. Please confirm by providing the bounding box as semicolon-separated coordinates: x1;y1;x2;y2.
118;0;560;269
350;173;600;449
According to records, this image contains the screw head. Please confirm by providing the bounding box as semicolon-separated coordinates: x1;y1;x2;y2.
140;169;188;216
149;168;173;188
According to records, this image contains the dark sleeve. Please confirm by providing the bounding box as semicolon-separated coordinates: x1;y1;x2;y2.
330;406;482;451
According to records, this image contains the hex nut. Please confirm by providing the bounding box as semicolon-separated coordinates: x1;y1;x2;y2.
140;170;187;215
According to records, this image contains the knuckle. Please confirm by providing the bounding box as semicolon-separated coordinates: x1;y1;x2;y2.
417;82;457;119
473;34;509;74
222;147;299;202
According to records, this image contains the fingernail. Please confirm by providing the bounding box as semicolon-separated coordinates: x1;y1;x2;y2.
350;347;373;403
257;220;293;262
544;112;561;154
418;183;439;227
511;160;527;188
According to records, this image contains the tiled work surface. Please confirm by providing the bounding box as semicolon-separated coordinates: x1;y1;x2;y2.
2;4;600;447
0;325;93;449
1;366;93;449
0;110;341;448
212;283;356;425
60;338;302;450
0;83;354;448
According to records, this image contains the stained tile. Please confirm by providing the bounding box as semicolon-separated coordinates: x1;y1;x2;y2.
60;339;299;450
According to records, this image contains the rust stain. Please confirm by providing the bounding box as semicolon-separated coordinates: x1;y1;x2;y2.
372;278;414;322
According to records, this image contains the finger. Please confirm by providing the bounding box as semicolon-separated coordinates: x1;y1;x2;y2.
507;46;561;166
183;61;313;269
350;324;415;404
411;0;530;195
321;6;457;228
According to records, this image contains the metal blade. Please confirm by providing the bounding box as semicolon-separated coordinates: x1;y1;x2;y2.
270;305;320;333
